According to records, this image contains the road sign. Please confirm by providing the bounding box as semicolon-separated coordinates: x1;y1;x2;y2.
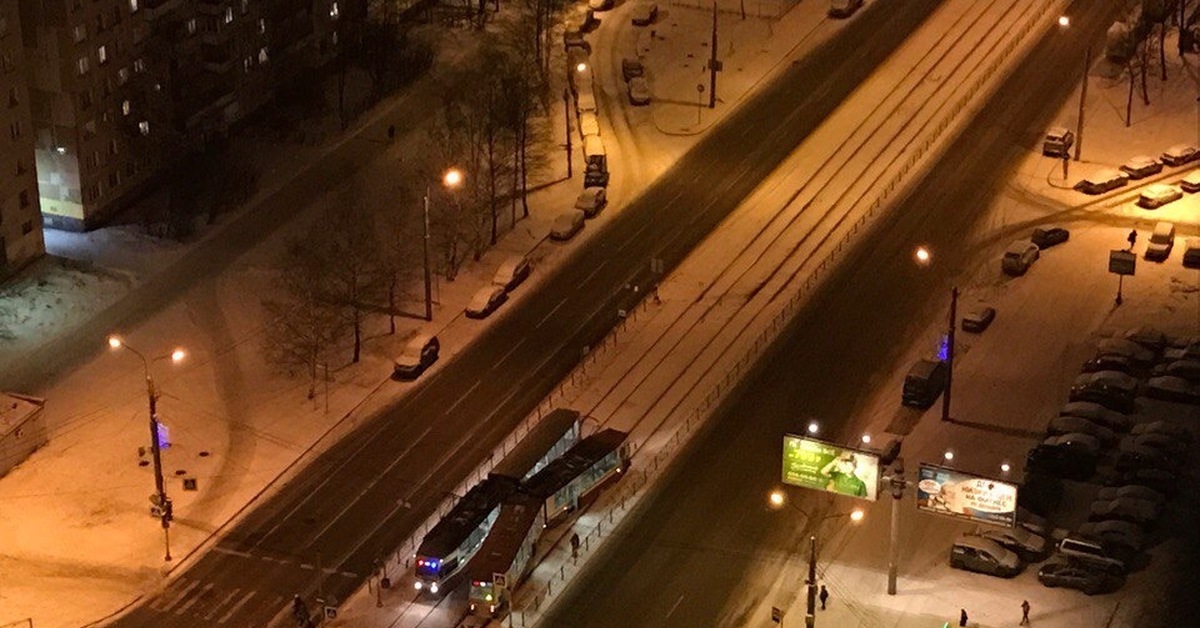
1109;250;1136;276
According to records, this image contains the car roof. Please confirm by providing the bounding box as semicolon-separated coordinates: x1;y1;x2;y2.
1047;126;1070;137
1005;239;1034;253
954;535;1012;555
1126;155;1156;165
1165;144;1195;154
1143;183;1177;194
406;333;435;349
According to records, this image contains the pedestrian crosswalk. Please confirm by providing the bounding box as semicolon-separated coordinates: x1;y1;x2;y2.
149;577;280;625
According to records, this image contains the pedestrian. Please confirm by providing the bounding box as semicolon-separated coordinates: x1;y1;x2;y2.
959;608;968;627
818;585;829;610
292;595;312;628
1021;599;1030;625
387;125;396;142
570;532;580;559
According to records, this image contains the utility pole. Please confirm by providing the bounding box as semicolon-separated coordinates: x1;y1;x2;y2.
709;1;719;108
941;287;957;422
1074;45;1090;162
563;88;573;178
422;187;433;321
887;459;906;595
148;378;172;561
805;535;817;628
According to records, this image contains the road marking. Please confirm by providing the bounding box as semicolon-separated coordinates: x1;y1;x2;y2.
218;590;257;624
175;581;213;614
204;588;241;621
665;594;686;620
496;337;527;369
152;578;201;611
444;381;481;415
213;546;253;558
538;297;571;328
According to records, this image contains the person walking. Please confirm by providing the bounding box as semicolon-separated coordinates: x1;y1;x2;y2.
570;532;581;559
292;595;313;628
819;585;829;610
1021;600;1031;625
959;608;969;627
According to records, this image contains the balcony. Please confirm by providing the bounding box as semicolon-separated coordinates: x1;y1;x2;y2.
201;24;234;45
201;45;236;74
142;0;183;20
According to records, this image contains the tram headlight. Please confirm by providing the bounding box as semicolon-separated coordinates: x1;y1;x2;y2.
430;582;440;594
414;581;423;591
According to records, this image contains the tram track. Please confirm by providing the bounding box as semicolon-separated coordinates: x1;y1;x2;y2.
580;0;1041;454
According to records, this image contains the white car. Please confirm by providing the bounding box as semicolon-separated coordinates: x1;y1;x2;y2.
392;334;440;380
1075;169;1129;194
1130;420;1192;443
1121;155;1163;179
574;186;607;217
1047;416;1116;446
1097;485;1166;508
1161;144;1200;166
550;210;586;241
631;2;658;25
1137;183;1182;209
575;91;598;114
465;286;507;319
1042;433;1103;456
628;77;651;106
1059;401;1132;432
1001;239;1039;276
1182;169;1200;192
1043;126;1074;157
587;0;613;11
579;111;601;136
492;255;531;292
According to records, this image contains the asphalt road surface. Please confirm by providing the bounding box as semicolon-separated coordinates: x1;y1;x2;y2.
111;2;943;626
544;2;1136;627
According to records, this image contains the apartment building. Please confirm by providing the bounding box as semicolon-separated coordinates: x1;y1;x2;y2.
0;0;44;274
20;0;342;231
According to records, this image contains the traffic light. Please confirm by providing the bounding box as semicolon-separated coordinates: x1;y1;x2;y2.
161;498;174;526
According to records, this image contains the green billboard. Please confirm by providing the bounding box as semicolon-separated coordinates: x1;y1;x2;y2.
782;435;880;501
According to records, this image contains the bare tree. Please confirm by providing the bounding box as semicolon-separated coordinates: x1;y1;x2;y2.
262;243;344;399
377;183;424;333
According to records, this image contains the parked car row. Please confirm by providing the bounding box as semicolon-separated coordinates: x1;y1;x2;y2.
1001;226;1069;277
1067;141;1200;195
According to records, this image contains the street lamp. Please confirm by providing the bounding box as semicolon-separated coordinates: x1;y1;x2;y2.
575;62;588;74
767;490;864;628
1057;15;1070;28
422;169;464;321
806;421;819;435
913;246;931;266
107;335;185;562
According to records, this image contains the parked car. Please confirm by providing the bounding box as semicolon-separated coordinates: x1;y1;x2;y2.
392;334;440;380
1123;325;1167;351
1031;226;1070;249
1088;498;1159;527
1057;535;1128;574
1002;240;1040;276
1119;432;1188;457
902;358;947;409
1059;401;1131;432
574;186;608;217
579;111;601;136
587;0;613;11
1115;443;1178;473
1184;238;1200;268
1143;375;1200;404
550;209;586;241
584;163;609;188
628;77;651;106
492;255;531;292
1026;443;1096;481
631;2;658;25
828;0;863;18
949;536;1023;578
1096;338;1155;364
1081;355;1136;375
1121;155;1163;179
1047;416;1116;446
563;29;590;51
1182;168;1200;192
621;57;644;82
1109;466;1178;493
575;91;598;113
1161;144;1200;166
1075;169;1129;194
1078;519;1146;553
1043;127;1074;157
1097;485;1166;509
1043;433;1103;456
1146;221;1176;261
1069;371;1138;413
1130;420;1192;443
466;286;508;319
1038;561;1125;595
961;307;996;333
971;526;1048;562
1137;184;1182;209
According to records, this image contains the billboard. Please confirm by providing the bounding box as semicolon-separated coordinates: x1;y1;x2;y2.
916;464;1018;527
782;435;880;501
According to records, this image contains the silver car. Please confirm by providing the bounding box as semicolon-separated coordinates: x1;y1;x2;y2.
1047;416;1115;446
1001;240;1039;276
1088;497;1159;526
1059;401;1131;432
628;77;651;106
550;209;586;241
574;187;607;217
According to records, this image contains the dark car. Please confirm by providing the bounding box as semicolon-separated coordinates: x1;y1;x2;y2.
961;307;996;333
1116;444;1178;473
621;58;645;82
392;334;440;380
584;163;609;188
1026;444;1096;481
1069;372;1138;413
1081;355;1136;375
1107;467;1178;494
1038;561;1124;595
1031;227;1070;249
563;29;590;52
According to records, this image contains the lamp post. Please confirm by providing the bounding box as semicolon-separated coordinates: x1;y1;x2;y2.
423;169;463;321
768;490;864;628
107;335;185;562
1058;15;1090;165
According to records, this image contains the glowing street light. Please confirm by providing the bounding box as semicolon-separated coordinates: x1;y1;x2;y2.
943;450;954;462
1000;462;1012;474
914;245;931;266
849;508;865;523
768;489;786;508
861;433;872;445
806;421;819;435
443;168;463;189
576;62;588;73
1058;15;1070;28
422;168;466;321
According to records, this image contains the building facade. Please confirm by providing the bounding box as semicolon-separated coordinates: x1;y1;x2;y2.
20;0;341;231
0;0;44;273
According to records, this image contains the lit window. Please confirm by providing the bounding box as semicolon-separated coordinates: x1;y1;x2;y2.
258;18;265;34
77;56;89;75
73;24;88;42
133;58;145;73
258;46;268;63
329;1;338;18
98;45;108;64
129;0;138;11
186;18;197;34
224;7;233;23
331;30;337;45
240;0;248;13
9;120;19;139
117;67;129;84
243;57;251;72
138;120;149;135
121;99;130;115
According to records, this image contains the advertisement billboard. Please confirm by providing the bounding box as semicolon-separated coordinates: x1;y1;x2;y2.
782;435;880;501
916;464;1018;527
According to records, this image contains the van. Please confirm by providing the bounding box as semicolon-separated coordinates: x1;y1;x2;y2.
1042;127;1074;157
1183;238;1200;268
1057;536;1127;574
1145;221;1175;261
902;359;947;409
583;135;606;172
